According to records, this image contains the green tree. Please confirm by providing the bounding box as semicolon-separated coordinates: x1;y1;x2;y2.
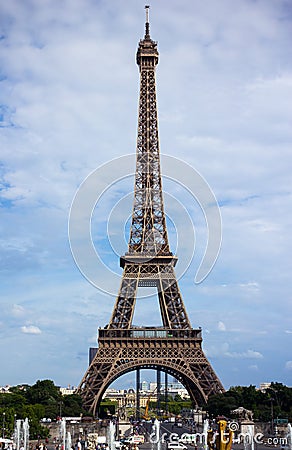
207;383;292;422
22;405;48;439
99;399;117;418
207;393;238;418
25;380;62;405
62;394;86;417
0;380;89;440
148;395;192;417
267;382;292;418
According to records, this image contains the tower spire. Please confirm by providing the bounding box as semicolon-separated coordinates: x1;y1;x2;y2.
145;5;150;39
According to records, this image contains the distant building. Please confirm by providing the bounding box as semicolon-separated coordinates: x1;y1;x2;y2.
149;381;189;399
103;388;157;409
0;385;11;393
259;382;271;392
60;385;77;395
140;380;149;391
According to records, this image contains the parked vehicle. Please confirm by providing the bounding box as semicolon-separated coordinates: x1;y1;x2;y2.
123;435;145;445
167;443;187;450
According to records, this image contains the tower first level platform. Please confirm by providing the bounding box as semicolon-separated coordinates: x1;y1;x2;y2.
81;327;223;414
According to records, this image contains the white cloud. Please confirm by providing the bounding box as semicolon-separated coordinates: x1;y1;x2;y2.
239;282;260;292
285;361;292;371
206;342;263;360
21;325;42;335
218;321;226;331
11;304;25;317
242;350;263;359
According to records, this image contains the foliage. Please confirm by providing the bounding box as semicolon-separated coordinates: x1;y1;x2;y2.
1;379;291;439
99;399;118;418
0;380;87;440
206;383;292;422
25;380;62;405
62;394;85;417
148;394;192;416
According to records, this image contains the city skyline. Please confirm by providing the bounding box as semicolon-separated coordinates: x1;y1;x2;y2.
0;0;291;392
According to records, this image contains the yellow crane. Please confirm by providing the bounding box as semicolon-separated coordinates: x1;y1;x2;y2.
142;395;151;420
142;387;157;420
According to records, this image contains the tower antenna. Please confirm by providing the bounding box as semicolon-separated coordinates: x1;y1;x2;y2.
145;5;150;23
145;5;150;38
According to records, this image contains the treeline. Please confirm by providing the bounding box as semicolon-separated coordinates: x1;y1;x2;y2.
1;379;291;440
149;394;192;416
0;380;87;439
206;382;292;422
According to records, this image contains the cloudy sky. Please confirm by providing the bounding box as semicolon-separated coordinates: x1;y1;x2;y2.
0;0;291;393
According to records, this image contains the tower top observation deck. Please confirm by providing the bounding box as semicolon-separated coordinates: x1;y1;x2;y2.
136;5;159;67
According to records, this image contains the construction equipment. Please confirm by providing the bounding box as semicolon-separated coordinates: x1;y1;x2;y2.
142;394;151;420
142;387;157;420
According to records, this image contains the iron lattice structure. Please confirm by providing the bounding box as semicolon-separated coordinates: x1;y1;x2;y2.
78;9;224;415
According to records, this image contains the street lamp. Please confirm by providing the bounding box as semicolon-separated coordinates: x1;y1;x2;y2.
2;412;5;438
270;398;274;435
268;386;280;435
59;401;63;418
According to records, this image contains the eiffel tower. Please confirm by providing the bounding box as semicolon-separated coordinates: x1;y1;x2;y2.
78;7;224;415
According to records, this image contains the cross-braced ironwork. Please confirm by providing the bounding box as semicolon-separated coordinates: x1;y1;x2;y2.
78;7;224;415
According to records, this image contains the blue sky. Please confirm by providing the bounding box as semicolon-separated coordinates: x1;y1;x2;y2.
0;0;291;392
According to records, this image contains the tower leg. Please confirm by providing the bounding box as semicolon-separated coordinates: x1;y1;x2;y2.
136;368;140;420
156;369;161;417
165;372;168;416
